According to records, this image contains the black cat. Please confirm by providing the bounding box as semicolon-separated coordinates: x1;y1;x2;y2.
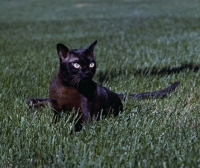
27;41;179;131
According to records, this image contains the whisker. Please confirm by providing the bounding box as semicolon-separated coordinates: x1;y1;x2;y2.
69;76;82;87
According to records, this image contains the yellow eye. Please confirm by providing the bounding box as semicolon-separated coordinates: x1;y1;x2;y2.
89;62;95;68
73;63;80;68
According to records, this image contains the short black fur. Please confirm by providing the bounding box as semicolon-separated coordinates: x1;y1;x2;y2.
27;41;180;131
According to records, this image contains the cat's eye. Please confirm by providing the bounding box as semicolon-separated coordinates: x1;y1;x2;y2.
73;63;81;68
89;62;95;68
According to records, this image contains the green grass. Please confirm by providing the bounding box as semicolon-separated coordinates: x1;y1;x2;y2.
1;0;200;167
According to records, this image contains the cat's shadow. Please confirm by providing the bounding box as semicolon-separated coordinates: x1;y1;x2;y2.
96;62;199;84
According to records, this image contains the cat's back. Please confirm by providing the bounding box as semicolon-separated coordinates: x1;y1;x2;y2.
94;84;123;116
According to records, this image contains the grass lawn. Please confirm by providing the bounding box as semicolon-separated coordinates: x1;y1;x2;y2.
0;0;200;167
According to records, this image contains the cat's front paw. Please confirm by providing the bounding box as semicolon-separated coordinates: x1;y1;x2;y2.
27;98;51;109
27;98;38;109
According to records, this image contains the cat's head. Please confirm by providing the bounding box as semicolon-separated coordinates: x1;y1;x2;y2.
56;41;97;87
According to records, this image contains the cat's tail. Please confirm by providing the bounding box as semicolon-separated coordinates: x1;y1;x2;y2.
118;82;180;100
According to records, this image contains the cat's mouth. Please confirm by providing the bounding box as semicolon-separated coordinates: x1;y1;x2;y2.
78;74;93;86
67;74;93;88
80;76;91;84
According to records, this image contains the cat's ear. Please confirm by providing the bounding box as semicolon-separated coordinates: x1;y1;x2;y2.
56;43;69;61
84;40;97;54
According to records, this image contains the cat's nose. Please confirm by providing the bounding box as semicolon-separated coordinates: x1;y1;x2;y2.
85;70;92;78
85;70;90;74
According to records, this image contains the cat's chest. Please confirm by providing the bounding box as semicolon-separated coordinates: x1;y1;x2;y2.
50;85;85;111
